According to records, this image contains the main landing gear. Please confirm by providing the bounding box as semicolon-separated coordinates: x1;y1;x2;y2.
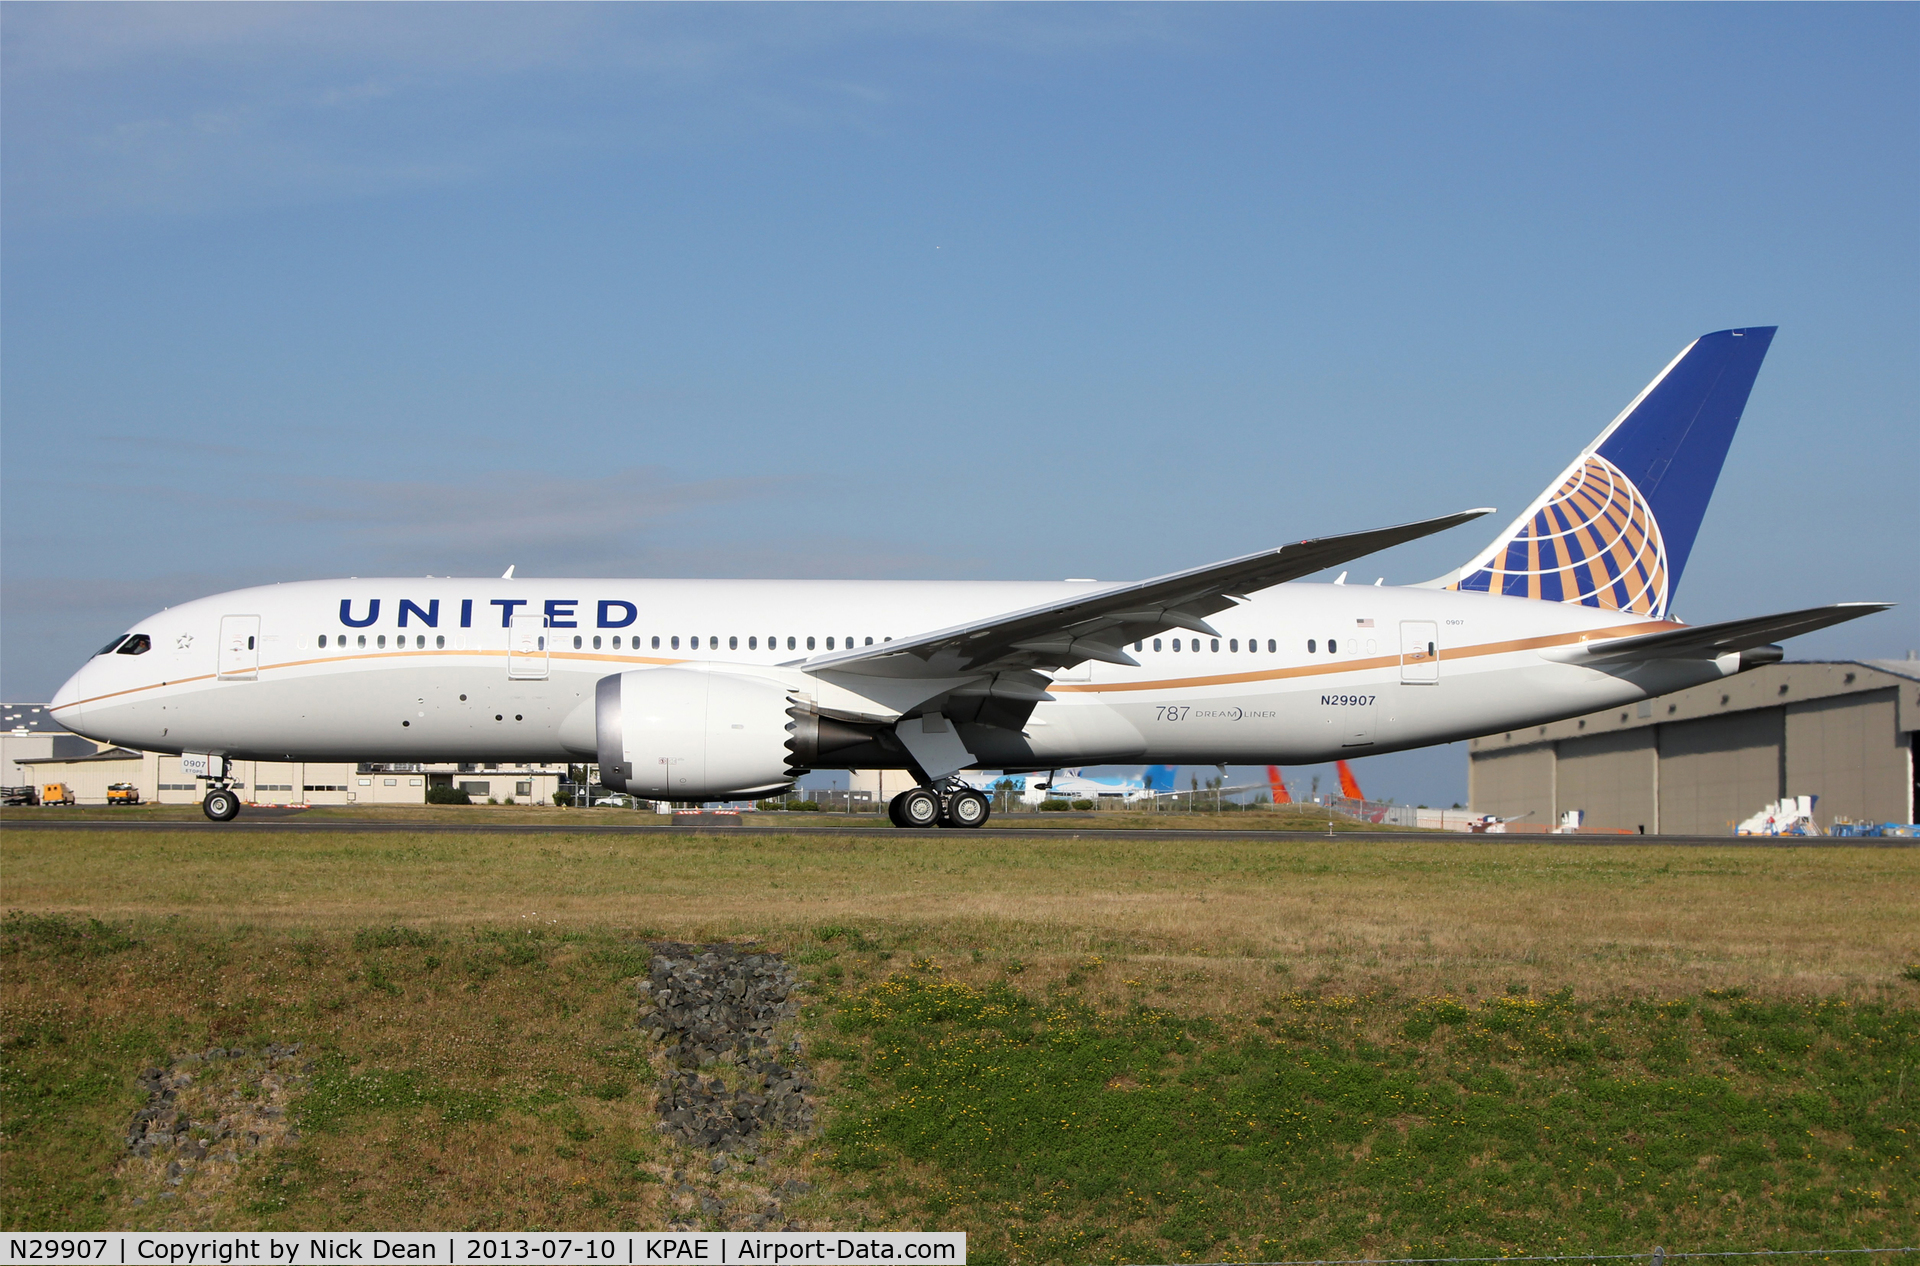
888;783;991;830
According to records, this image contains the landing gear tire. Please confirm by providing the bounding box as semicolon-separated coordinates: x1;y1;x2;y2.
891;787;942;829
942;789;990;829
203;789;240;822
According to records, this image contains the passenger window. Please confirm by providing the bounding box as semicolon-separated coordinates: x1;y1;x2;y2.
1308;639;1316;652
247;636;256;650
378;635;387;649
613;636;622;649
1267;639;1276;653
436;635;445;649
729;636;738;650
787;637;796;650
1211;638;1220;652
1329;638;1338;653
1134;641;1143;652
671;636;680;650
749;636;758;650
652;636;660;649
592;635;601;650
1173;639;1182;652
573;635;582;650
1230;639;1238;652
97;634;129;656
314;634;327;649
358;635;367;648
865;637;873;645
116;633;152;655
537;636;546;651
1153;638;1162;651
806;637;816;650
710;636;718;650
826;637;835;650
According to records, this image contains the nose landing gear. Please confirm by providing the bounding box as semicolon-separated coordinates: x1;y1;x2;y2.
887;782;991;829
202;787;241;822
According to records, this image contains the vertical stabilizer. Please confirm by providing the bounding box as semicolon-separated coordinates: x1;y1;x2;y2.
1431;328;1775;618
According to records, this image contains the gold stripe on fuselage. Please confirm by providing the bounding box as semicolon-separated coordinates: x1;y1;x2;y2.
50;618;1683;715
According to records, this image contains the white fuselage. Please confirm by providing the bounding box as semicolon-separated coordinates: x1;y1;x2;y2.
49;576;1738;770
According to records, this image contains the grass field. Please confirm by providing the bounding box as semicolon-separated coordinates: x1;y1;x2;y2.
3;824;1916;1259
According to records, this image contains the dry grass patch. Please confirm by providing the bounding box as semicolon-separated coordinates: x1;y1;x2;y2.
5;827;1917;999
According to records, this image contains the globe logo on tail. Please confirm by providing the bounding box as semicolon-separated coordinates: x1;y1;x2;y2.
1450;453;1669;618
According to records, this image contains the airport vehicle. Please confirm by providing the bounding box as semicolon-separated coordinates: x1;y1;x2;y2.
3;786;39;806
39;782;76;807
49;327;1890;826
106;782;142;806
1736;795;1822;836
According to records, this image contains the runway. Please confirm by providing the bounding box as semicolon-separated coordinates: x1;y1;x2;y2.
5;814;1911;847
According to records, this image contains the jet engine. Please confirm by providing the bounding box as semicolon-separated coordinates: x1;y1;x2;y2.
596;669;797;801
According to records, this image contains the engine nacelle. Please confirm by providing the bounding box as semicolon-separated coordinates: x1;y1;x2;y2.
596;669;796;801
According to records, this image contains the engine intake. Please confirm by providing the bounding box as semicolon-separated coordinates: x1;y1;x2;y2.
596;669;796;801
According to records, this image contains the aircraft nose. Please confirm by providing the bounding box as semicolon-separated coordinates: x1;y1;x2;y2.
48;664;92;732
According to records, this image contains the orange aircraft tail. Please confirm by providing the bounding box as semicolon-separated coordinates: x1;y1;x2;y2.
1336;760;1364;801
1265;766;1291;804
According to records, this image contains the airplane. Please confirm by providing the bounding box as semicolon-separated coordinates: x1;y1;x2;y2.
50;327;1890;828
1021;766;1180;805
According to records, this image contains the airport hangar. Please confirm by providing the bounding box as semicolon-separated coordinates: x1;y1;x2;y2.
1469;656;1920;834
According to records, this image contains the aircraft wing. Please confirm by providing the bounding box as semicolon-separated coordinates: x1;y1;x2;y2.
795;507;1493;681
1551;602;1893;664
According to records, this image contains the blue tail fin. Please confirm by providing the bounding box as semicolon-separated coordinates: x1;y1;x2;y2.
1438;327;1775;618
1142;765;1178;792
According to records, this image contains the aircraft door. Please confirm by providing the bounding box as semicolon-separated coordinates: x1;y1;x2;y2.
217;615;261;680
508;612;550;680
1400;621;1439;684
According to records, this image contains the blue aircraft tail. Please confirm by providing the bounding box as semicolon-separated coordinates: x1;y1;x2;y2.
1435;327;1775;619
1142;765;1178;792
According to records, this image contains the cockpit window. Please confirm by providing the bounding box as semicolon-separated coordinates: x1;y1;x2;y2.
96;634;129;656
116;634;153;656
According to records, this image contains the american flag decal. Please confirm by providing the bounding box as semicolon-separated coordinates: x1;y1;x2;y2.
1449;452;1670;618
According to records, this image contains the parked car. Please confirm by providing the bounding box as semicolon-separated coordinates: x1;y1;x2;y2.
593;794;634;808
107;782;143;805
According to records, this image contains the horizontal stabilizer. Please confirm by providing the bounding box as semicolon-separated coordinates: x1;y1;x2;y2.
1546;602;1892;664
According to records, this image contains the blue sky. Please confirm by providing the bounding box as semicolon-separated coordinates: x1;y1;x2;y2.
4;3;1914;806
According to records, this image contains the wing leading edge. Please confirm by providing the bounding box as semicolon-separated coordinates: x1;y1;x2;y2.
794;507;1494;683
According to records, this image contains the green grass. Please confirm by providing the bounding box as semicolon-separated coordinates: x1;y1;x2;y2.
819;971;1919;1263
